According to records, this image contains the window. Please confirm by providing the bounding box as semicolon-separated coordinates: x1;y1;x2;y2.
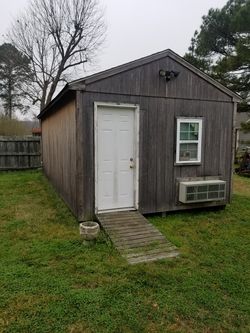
176;118;203;164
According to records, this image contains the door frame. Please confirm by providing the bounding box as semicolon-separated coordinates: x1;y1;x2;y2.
94;101;140;213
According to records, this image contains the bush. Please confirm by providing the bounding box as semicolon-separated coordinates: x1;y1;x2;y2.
0;117;30;136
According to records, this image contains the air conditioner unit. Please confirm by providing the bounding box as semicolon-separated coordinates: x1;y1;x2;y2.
179;180;226;204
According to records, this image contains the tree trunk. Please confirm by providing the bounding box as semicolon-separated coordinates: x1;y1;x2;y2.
45;66;64;107
40;81;49;112
8;69;12;119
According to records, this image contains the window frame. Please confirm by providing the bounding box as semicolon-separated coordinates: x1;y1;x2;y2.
176;117;203;165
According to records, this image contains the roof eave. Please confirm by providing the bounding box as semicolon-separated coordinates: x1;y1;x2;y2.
37;83;86;119
70;49;173;86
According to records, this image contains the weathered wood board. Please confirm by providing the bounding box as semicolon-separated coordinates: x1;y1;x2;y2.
97;211;179;264
0;137;41;171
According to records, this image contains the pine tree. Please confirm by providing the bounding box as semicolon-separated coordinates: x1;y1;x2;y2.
184;0;250;115
0;43;32;118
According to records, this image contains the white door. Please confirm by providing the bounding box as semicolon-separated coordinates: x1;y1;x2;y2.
96;105;136;212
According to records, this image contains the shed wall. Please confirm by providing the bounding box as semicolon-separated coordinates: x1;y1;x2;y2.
41;54;235;221
75;55;234;219
42;98;77;215
78;92;233;219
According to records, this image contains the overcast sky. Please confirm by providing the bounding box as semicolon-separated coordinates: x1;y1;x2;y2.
1;0;227;73
0;0;227;119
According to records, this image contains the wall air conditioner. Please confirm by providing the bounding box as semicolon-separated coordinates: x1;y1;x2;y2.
179;180;226;204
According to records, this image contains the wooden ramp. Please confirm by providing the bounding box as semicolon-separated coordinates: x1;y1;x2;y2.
97;211;179;264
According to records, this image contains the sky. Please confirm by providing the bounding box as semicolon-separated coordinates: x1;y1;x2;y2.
1;0;227;72
0;0;227;118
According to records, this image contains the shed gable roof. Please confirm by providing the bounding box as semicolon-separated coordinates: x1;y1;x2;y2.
69;49;241;101
38;49;241;119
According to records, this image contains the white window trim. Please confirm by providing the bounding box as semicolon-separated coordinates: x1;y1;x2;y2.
176;118;203;164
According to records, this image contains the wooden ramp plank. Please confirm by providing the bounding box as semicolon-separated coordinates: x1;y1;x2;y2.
128;251;180;265
97;211;179;264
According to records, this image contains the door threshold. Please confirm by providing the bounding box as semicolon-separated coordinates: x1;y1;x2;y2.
97;207;136;214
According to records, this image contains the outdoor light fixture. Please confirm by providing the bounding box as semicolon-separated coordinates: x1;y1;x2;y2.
159;69;180;82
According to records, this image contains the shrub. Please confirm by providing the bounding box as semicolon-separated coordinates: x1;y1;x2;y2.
0;116;30;136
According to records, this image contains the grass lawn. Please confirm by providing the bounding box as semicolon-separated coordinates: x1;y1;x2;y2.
0;171;249;333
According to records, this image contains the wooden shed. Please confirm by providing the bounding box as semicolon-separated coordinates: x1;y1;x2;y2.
38;49;241;222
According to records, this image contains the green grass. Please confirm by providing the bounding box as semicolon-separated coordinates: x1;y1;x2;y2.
0;171;249;333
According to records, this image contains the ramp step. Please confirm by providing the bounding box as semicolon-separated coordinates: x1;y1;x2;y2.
112;231;165;240
128;251;180;265
124;245;178;259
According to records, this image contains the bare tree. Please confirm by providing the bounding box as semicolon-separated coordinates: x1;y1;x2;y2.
9;0;105;111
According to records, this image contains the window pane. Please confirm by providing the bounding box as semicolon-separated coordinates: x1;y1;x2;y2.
190;123;199;132
190;149;198;159
179;143;198;161
189;131;199;140
180;132;189;140
180;122;199;141
180;123;189;131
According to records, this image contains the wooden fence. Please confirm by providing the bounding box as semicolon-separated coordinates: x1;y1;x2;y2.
0;137;41;171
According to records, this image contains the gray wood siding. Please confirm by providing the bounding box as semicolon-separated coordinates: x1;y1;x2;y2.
86;56;232;102
75;91;95;220
78;91;233;219
42;97;77;216
41;54;235;221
